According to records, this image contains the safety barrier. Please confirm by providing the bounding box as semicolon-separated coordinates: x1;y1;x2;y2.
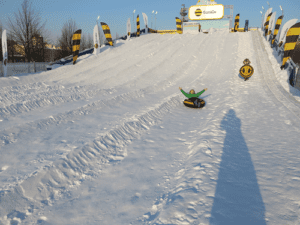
149;29;177;34
0;62;49;76
50;48;94;67
230;27;259;33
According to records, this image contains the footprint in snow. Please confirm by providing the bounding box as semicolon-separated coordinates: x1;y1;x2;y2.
0;165;9;172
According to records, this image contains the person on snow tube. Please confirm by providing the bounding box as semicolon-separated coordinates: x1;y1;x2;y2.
179;87;207;107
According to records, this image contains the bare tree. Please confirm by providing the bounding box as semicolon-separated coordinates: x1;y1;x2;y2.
99;28;106;46
80;33;87;51
87;33;93;49
7;0;47;62
79;33;93;51
58;19;78;57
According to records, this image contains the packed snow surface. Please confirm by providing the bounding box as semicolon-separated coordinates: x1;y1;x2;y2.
1;30;300;225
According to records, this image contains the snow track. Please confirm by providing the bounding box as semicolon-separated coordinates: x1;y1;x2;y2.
0;94;181;218
0;84;115;120
0;31;231;224
0;31;226;191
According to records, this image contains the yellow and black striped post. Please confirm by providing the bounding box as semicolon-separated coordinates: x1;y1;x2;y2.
272;15;284;45
72;29;81;65
264;13;272;36
175;17;182;34
100;22;113;46
234;14;240;32
137;14;140;37
281;22;300;69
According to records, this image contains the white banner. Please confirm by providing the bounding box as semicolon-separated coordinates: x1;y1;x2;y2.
127;18;131;40
188;4;224;20
2;29;8;77
93;24;100;55
278;19;298;44
267;11;276;41
142;12;148;33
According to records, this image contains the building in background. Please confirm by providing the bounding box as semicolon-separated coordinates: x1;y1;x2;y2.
181;0;233;32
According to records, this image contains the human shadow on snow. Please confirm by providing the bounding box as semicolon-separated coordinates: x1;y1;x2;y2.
209;109;266;225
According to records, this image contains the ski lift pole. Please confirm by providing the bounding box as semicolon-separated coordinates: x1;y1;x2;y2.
279;5;284;16
260;11;263;30
151;10;154;29
156;11;158;30
261;6;265;30
133;9;136;36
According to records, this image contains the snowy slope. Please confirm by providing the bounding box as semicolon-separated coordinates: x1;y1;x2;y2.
1;30;300;225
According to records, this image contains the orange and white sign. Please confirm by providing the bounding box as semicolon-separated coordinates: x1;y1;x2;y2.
189;4;224;20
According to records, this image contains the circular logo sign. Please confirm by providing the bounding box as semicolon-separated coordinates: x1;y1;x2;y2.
94;43;98;49
240;65;254;79
195;9;202;17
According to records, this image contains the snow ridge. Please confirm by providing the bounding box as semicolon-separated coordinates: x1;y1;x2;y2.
0;95;181;223
0;84;115;118
0;88;145;146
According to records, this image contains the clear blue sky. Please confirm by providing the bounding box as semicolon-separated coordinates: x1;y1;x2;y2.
0;0;299;45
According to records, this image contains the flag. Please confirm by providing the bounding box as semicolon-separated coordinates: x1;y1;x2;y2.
277;19;298;46
263;8;272;29
234;14;240;32
127;18;131;40
137;15;140;37
267;12;276;41
72;29;81;65
281;22;300;69
2;30;8;77
101;22;113;46
142;12;148;33
272;15;284;45
175;17;182;34
93;24;100;55
264;12;272;36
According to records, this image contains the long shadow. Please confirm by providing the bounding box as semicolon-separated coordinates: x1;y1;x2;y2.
209;109;266;225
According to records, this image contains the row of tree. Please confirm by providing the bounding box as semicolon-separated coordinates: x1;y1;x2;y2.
57;18;94;61
0;0;94;63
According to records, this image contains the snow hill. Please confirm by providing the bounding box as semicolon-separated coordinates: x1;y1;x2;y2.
1;30;300;225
